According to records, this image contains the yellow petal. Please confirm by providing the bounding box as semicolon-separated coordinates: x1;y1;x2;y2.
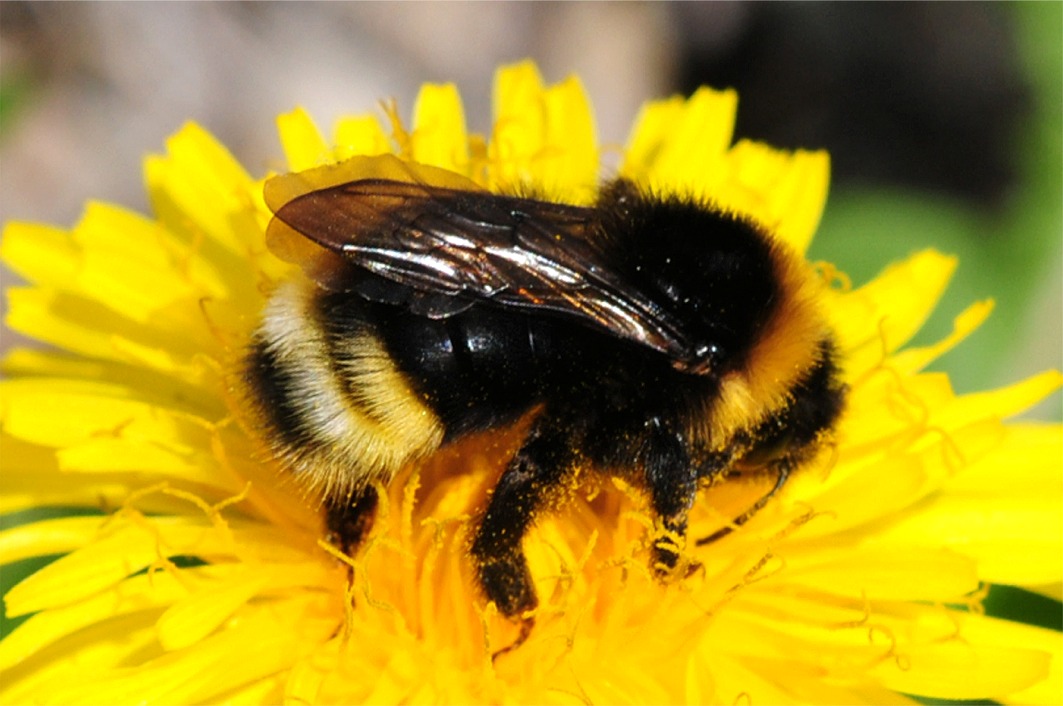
1;378;209;452
0;614;160;704
157;121;256;201
3;515;310;617
621;95;687;179
0;569;194;670
829;250;957;375
937;369;1063;427
491;60;545;142
75;203;231;317
841;369;955;444
713;141;831;255
781;547;979;601
5;287;191;372
890;299;994;374
156;562;334;651
538;74;598;203
0;433;132;514
0;515;106;565
636;87;738;197
277;107;331;172
756;448;931;539
961;616;1063;705
490;60;546;188
871;424;1063;585
871;641;1051;701
947;423;1062;493
4;516;200;616
333;114;392;161
0;222;79;286
43;595;335;705
1;348;219;416
489;61;598;202
768;148;831;254
57;438;228;490
211;676;285;705
145;122;263;262
411;82;470;174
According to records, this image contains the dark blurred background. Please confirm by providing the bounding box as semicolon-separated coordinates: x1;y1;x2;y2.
1;1;1059;415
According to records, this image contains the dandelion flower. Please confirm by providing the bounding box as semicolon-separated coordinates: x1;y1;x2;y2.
2;60;1061;705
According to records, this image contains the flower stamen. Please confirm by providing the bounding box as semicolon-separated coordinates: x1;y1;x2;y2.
380;99;413;161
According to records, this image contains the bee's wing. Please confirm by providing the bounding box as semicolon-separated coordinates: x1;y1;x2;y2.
265;161;692;362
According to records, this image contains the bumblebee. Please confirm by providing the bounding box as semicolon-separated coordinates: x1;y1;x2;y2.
243;154;845;638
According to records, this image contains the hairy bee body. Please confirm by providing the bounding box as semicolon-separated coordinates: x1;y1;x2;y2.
244;157;846;636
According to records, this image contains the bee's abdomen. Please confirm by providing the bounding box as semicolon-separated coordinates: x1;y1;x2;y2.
374;303;547;441
243;282;445;501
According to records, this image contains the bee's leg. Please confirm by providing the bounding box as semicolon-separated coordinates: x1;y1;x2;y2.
325;484;380;558
471;414;574;649
323;486;378;628
694;461;791;546
643;417;697;575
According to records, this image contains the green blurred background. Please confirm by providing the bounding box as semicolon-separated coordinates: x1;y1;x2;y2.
804;4;1062;423
1;0;1060;671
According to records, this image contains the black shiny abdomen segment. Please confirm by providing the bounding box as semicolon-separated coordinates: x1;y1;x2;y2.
373;302;546;440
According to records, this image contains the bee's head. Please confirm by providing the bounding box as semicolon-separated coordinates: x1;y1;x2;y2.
622;197;782;377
